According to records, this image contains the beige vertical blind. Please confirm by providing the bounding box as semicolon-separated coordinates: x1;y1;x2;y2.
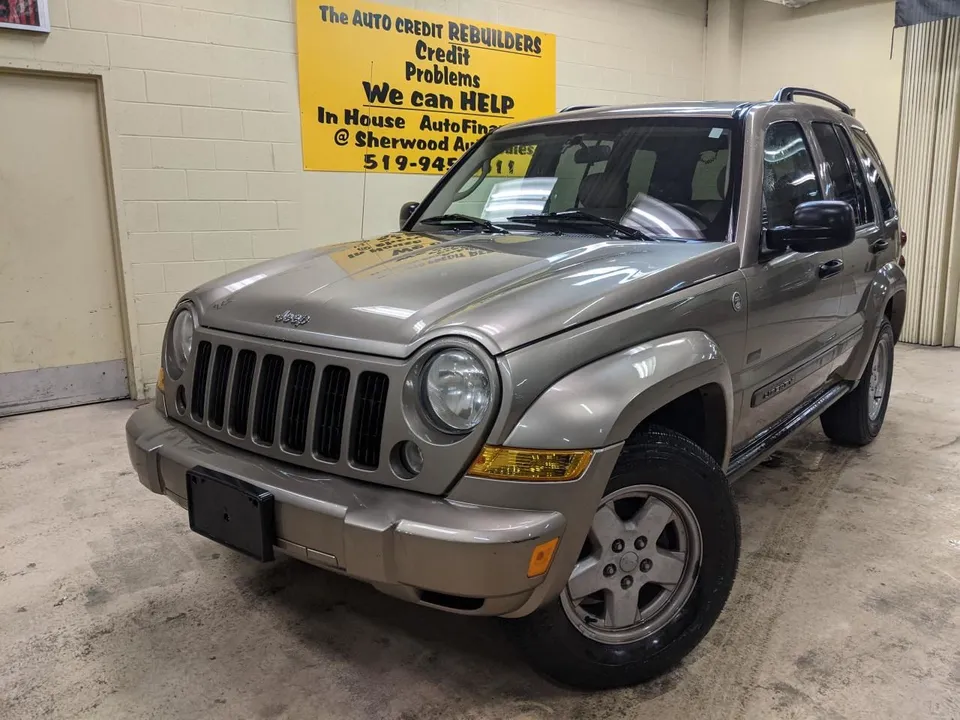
897;17;960;346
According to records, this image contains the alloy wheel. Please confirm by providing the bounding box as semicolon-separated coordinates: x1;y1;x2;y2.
868;334;892;421
560;484;702;645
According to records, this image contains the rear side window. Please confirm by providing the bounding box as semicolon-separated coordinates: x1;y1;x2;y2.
763;122;822;227
852;129;897;222
812;122;873;225
835;126;875;225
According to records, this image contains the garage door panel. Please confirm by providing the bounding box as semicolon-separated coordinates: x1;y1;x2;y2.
0;71;128;415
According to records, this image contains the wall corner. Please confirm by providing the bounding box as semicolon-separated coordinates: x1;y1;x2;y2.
704;0;744;100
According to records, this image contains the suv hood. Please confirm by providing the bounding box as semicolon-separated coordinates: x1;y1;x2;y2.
190;232;736;358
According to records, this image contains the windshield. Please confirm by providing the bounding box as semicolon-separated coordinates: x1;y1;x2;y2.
415;117;736;242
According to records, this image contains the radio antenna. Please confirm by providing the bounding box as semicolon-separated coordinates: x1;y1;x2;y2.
359;60;373;240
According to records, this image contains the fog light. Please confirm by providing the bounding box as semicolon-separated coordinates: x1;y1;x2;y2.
527;538;559;577
399;441;424;476
468;446;592;481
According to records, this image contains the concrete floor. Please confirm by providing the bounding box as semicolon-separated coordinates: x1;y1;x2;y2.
2;344;960;720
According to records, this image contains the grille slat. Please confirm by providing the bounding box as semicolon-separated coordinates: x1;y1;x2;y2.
208;345;233;429
253;355;284;445
281;360;316;454
229;350;257;437
191;341;213;421
334;367;350;459
314;365;350;462
351;372;389;469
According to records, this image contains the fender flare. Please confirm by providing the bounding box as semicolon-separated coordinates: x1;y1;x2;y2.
839;261;907;383
503;331;735;467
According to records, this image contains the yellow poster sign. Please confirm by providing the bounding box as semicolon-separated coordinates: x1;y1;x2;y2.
295;1;557;174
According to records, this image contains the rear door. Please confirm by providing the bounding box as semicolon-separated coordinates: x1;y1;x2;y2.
846;127;901;312
809;122;896;349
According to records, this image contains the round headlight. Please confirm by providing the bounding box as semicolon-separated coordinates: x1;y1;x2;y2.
423;349;491;433
166;306;196;380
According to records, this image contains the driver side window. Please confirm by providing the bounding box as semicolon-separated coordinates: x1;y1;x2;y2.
763;122;822;228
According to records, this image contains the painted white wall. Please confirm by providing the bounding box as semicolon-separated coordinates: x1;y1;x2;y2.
0;0;707;397
704;0;744;99
738;0;905;169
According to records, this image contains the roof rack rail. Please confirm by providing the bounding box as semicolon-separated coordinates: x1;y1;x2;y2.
773;87;854;116
560;105;603;113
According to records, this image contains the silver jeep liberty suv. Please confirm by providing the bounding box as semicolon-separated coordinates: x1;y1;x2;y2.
127;87;907;689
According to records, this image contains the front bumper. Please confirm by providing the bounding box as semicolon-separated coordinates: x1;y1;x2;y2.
125;406;621;617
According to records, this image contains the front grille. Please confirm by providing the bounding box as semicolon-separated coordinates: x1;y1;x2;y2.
187;341;389;470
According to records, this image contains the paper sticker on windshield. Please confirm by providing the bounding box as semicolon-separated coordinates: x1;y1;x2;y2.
709;127;724;139
481;177;558;221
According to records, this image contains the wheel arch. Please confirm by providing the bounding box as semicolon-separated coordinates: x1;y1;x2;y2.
502;331;735;468
885;289;906;341
839;261;907;382
632;383;728;466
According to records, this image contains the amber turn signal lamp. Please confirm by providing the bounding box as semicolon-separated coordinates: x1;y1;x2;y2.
157;367;166;393
527;538;559;577
467;446;593;481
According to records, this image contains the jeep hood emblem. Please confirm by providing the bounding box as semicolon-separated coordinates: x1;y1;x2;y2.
275;310;311;327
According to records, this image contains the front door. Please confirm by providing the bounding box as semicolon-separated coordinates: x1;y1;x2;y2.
735;121;845;446
0;72;128;416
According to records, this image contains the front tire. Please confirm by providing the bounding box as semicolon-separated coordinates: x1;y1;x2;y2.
513;427;740;690
820;318;895;446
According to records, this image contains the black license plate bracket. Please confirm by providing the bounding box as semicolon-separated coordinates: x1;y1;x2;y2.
187;467;275;562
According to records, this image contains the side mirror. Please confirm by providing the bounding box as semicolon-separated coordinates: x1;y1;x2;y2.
766;200;855;253
399;201;419;228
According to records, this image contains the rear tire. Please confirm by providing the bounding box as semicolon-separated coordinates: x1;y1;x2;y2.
820;318;895;446
513;427;740;690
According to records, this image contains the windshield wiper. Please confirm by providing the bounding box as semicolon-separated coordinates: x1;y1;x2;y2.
507;210;655;241
418;213;507;234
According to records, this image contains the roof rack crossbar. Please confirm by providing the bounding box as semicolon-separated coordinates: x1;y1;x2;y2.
773;87;854;116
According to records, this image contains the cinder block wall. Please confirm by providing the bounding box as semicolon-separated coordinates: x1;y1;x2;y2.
0;0;707;397
738;0;903;171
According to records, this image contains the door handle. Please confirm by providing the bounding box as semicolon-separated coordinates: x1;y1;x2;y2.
818;258;844;279
869;240;890;254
